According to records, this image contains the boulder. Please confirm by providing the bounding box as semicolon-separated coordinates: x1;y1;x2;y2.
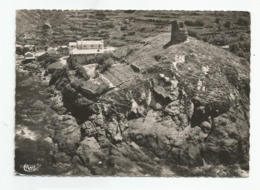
83;63;98;79
203;110;249;165
164;101;181;116
76;137;105;166
55;124;81;155
200;121;212;133
81;120;96;137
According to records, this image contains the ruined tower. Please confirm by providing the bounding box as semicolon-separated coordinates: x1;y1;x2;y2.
170;20;188;44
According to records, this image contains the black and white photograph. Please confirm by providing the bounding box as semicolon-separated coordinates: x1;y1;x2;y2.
14;9;251;177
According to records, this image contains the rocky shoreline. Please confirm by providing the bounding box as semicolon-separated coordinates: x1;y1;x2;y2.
15;50;249;177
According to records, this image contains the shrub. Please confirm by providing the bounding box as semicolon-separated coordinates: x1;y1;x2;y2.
75;64;89;80
215;18;220;24
193;19;205;27
128;31;135;36
208;33;229;46
184;20;194;26
237;51;245;58
184;19;204;27
223;21;231;28
96;11;106;20
236;17;249;26
229;43;240;53
202;36;208;42
238;41;250;52
154;54;162;61
120;26;127;31
98;58;114;73
188;30;198;37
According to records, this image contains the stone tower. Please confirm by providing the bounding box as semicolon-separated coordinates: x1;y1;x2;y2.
170;20;188;44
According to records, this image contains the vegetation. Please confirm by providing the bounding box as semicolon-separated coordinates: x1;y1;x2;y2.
75;64;90;80
223;21;231;28
184;19;205;27
16;10;250;60
236;17;250;26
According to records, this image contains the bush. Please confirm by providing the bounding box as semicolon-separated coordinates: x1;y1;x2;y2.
185;19;204;27
154;54;162;61
75;64;89;80
188;30;198;37
215;18;220;24
96;11;106;19
202;36;208;42
229;43;240;53
120;26;127;31
184;20;194;26
98;58;114;73
128;31;135;36
236;17;249;26
237;51;245;58
223;21;231;28
238;41;250;52
193;19;205;27
208;33;229;46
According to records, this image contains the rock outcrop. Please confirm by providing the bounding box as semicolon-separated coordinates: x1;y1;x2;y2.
21;26;250;177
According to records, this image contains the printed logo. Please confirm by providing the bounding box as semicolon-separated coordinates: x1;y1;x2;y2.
20;164;41;172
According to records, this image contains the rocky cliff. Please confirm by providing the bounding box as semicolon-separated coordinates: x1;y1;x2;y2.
42;32;250;176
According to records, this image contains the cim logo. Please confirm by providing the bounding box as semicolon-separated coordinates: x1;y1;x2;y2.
20;164;41;172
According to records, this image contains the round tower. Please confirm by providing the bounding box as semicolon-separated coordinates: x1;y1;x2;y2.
171;20;188;44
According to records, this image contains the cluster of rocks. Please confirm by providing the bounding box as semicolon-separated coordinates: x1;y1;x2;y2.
44;61;249;176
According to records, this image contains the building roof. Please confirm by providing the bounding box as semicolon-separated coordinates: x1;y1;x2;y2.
77;40;104;45
82;37;103;41
69;42;77;46
24;44;35;48
25;52;33;55
16;44;23;48
25;57;35;60
70;49;104;55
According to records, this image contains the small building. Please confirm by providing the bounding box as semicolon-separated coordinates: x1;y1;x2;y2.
76;40;104;50
23;52;35;63
70;49;104;65
69;38;104;51
24;44;36;53
68;38;115;66
24;52;34;58
47;47;58;56
16;44;23;55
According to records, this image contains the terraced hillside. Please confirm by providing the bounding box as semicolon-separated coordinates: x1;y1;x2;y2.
16;10;250;59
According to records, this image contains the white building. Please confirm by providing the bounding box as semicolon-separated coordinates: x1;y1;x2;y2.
68;38;115;65
68;38;104;52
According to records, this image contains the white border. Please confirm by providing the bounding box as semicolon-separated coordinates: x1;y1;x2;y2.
0;0;260;189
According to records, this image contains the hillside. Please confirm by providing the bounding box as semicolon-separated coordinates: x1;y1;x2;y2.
15;10;250;177
37;33;249;176
16;10;250;60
